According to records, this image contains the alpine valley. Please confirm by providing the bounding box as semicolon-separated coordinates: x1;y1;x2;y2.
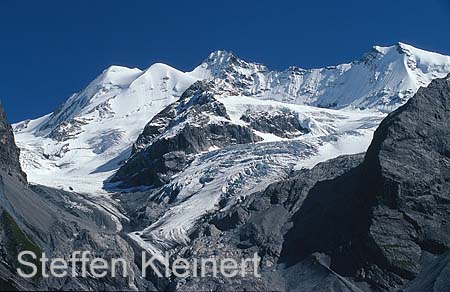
1;43;450;291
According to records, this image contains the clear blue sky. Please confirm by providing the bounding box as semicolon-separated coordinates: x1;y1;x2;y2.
1;0;450;122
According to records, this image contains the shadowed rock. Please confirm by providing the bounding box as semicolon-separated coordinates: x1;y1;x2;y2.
0;103;26;180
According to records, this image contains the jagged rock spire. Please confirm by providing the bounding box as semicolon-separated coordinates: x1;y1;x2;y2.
0;102;26;180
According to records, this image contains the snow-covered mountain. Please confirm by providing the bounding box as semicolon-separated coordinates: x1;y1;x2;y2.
13;43;450;195
14;64;197;193
193;43;450;111
7;43;450;291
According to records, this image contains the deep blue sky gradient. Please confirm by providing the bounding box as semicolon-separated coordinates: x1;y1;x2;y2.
1;0;450;122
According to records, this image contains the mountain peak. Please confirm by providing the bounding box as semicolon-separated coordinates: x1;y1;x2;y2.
95;65;142;88
371;43;401;55
202;49;269;71
370;42;418;56
103;65;135;73
200;49;248;73
396;41;413;50
191;49;268;80
205;50;237;64
371;42;450;60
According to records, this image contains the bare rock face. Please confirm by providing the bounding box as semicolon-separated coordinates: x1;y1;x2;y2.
112;81;262;188
240;108;309;139
48;118;88;141
0;104;26;180
359;74;450;289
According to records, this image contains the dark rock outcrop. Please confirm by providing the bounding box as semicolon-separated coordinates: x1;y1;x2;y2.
240;108;309;139
48;118;88;141
359;74;450;289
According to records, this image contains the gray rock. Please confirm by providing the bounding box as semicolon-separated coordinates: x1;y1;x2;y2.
0;103;26;180
240;108;309;139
